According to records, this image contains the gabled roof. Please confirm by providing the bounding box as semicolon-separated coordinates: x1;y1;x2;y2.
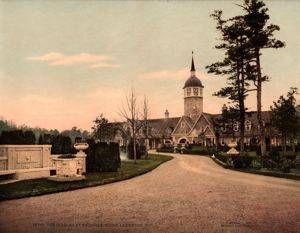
147;117;180;138
110;111;272;139
172;116;194;135
187;113;216;137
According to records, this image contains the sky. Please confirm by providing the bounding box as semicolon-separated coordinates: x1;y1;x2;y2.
0;0;299;131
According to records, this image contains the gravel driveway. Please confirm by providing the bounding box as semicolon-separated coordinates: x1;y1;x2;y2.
0;152;299;233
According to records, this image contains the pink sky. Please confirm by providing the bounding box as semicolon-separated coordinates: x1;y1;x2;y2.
1;1;299;131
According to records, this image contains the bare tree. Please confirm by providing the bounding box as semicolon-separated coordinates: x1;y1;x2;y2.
142;95;150;159
118;89;140;164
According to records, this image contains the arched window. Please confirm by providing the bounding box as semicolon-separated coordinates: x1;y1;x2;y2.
245;120;252;131
221;124;227;132
233;122;239;132
187;88;191;96
179;138;187;144
193;88;199;96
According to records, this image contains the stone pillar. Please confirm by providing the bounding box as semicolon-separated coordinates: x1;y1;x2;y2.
74;143;89;175
75;151;87;175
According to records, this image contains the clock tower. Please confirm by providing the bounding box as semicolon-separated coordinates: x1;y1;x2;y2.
183;53;204;121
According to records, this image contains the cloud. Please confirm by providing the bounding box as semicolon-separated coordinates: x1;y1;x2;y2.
26;52;119;69
137;68;213;80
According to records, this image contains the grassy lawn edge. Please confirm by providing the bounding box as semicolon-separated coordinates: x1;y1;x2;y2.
211;157;300;180
0;153;173;201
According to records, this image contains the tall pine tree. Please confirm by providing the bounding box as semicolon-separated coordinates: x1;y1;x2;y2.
206;11;255;155
239;0;285;156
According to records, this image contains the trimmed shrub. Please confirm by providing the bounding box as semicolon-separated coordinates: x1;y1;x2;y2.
232;156;244;168
0;130;36;145
50;135;72;154
231;155;254;168
140;145;146;156
127;140;142;160
86;141;120;172
157;147;174;153
243;156;254;168
0;130;25;144
215;153;228;163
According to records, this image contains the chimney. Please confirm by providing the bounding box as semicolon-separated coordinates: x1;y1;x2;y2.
165;109;169;118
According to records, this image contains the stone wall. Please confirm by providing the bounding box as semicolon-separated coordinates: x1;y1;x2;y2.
0;145;52;180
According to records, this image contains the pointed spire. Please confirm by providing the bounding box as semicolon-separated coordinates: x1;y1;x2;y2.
191;51;195;72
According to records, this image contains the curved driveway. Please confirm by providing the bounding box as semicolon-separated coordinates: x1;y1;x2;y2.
0;153;300;233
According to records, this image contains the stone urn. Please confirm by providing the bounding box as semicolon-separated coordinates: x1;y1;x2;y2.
226;140;239;155
74;142;89;154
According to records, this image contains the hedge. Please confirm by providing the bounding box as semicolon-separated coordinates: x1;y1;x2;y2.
86;140;121;172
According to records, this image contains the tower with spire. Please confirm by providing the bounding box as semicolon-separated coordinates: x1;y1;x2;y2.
183;52;204;121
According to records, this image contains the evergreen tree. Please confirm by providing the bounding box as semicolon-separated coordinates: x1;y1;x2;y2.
239;0;285;156
270;88;300;155
24;130;36;144
206;11;255;155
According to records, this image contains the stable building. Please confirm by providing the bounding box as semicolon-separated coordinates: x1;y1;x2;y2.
113;54;275;149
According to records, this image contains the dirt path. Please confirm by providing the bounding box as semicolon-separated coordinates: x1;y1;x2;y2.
0;152;299;233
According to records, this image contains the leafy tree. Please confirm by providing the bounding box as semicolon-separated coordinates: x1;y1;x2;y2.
92;114;115;142
238;0;285;156
61;126;89;143
270;87;300;155
0;119;17;134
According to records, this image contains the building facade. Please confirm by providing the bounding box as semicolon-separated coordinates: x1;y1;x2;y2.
113;55;277;149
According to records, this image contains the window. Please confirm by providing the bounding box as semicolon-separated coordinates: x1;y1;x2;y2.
257;121;266;130
181;122;186;128
245;120;252;131
221;138;225;145
187;88;191;96
193;88;198;96
233;122;239;132
221;124;227;132
245;137;250;145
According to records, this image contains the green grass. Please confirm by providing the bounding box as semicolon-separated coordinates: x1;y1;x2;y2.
211;156;300;180
0;153;173;201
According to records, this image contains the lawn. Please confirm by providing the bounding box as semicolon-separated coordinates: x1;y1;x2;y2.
0;153;173;201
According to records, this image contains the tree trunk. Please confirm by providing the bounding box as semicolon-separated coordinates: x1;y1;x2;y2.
133;125;137;164
255;49;266;157
240;107;245;156
145;138;149;159
239;52;246;156
133;136;137;164
292;138;296;154
282;134;286;156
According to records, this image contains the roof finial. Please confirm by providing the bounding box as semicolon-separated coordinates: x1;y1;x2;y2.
191;51;195;72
